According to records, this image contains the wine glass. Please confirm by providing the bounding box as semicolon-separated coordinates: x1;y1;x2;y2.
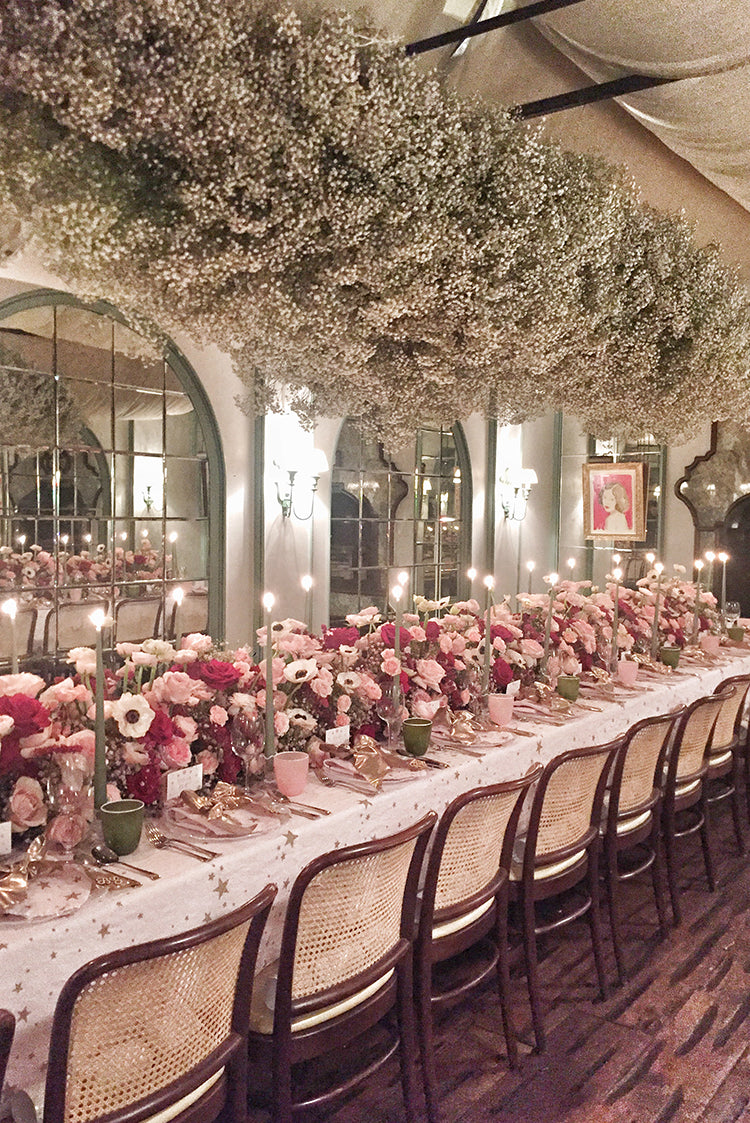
375;694;403;751
230;714;264;792
725;601;741;629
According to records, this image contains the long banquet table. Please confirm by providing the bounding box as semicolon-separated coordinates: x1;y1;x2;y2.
5;649;750;1107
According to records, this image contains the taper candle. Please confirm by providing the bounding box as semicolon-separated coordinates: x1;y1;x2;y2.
168;531;178;578
301;574;313;633
172;586;184;646
482;575;494;693
692;559;704;644
262;592;275;758
543;572;558;668
718;551;729;618
650;562;664;659
611;567;622;672
2;598;17;674
526;560;535;595
90;608;107;811
391;584;404;705
705;550;715;595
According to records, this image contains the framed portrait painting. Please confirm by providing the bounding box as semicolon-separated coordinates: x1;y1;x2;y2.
582;461;647;541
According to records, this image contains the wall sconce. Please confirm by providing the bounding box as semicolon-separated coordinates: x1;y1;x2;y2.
499;467;537;521
274;448;329;520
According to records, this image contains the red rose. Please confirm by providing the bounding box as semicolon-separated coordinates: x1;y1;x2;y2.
125;760;162;805
491;658;514;691
379;624;411;650
198;659;242;691
0;694;50;739
321;626;359;650
144;707;175;746
425;621;440;642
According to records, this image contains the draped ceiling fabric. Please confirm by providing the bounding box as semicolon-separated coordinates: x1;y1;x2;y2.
536;0;750;213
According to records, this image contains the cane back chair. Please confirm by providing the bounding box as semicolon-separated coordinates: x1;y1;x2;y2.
247;813;436;1123
509;739;621;1052
416;768;541;1123
708;674;750;852
0;1008;14;1096
43;884;277;1123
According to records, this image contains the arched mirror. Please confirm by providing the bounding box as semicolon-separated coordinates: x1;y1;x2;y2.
0;290;225;664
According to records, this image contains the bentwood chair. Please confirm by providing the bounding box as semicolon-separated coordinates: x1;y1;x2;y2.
247;814;436;1123
662;691;730;926
0;1009;14;1095
509;739;621;1053
43;885;276;1123
415;769;541;1123
603;710;683;984
708;674;750;852
114;596;162;644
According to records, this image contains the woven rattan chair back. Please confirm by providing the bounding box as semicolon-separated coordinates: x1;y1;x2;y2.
290;829;426;999
615;711;682;817
532;743;618;860
44;885;276;1123
671;693;728;782
0;1009;14;1095
710;677;750;749
432;771;540;913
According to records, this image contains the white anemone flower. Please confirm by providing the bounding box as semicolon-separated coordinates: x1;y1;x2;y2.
283;658;318;684
287;707;317;733
336;671;362;691
111;693;154;738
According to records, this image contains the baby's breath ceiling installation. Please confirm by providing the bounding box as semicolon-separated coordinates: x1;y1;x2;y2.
0;0;749;446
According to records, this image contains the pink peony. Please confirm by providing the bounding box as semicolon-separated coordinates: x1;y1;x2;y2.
181;633;213;655
415;658;446;690
159;737;193;769
9;775;47;831
274;711;290;735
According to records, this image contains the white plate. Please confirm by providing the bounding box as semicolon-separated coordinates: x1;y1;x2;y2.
1;861;91;923
163;804;278;841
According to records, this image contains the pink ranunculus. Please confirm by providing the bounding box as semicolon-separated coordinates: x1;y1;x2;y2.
149;670;196;705
9;775;47;831
61;729;96;761
381;651;401;677
196;749;219;776
171;648;199;665
209;705;228;727
173;715;199;743
337;694;352;713
131;651;158;667
465;627;482;644
274;711;290;736
46;812;87;852
0;673;46;698
309;667;334;698
160;737;192;770
181;633;213;655
451;634;467;655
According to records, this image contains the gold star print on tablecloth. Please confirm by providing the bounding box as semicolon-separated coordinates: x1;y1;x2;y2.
284;831;298;846
213;879;229;898
98;924;110;937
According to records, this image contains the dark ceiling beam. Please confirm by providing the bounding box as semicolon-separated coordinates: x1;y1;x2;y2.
511;72;680;119
405;0;587;58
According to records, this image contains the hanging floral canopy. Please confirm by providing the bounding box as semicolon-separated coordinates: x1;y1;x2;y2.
0;0;749;446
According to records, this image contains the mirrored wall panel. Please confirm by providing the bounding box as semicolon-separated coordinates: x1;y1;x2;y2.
0;297;216;663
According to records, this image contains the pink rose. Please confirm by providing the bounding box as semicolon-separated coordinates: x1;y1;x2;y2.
9;775;47;831
196;749;219;776
181;633;213;655
39;678;92;708
159;737;192;769
411;697;443;720
274;711;290;735
149;671;195;705
381;653;401;677
0;673;45;698
105;783;122;803
409;626;426;642
46;813;87;852
438;633;453;654
309;668;334;698
209;705;228;727
415;658;445;690
122;741;150;766
173;715;198;743
451;634;467;655
337;694;352;713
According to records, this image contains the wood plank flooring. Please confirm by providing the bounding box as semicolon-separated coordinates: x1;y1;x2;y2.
250;808;750;1122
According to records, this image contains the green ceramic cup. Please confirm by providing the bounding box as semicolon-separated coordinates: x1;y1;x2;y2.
728;626;745;642
402;718;432;756
659;645;680;669
556;675;580;702
100;799;145;856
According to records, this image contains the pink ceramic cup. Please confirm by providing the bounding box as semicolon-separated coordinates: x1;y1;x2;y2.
273;750;309;797
699;633;720;656
617;659;639;687
488;693;514;727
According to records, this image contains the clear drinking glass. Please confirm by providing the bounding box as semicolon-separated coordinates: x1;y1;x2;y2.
230;714;265;792
725;601;741;628
375;694;403;751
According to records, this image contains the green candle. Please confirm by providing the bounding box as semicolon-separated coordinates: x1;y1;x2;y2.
90;608;107;811
482;575;494;693
691;559;704;644
650;562;664;660
262;592;275;758
543;573;558;670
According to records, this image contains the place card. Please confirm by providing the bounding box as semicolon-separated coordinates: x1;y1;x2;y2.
0;820;11;855
163;763;204;803
325;723;350;748
506;680;521;696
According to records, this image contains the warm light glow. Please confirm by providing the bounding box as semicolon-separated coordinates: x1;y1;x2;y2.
83;533;92;544
90;608;107;630
718;552;729;563
119;532;127;542
546;573;559;586
566;557;576;571
645;552;655;565
466;567;477;581
168;532;178;544
172;587;184;607
483;575;495;590
301;575;313;593
262;592;275;612
397;570;409;586
705;550;716;563
612;553;621;566
526;560;536;573
16;536;25;548
694;559;705;572
655;562;665;575
2;599;17;621
60;534;69;547
613;567;623;581
391;584;403;603
141;529;149;538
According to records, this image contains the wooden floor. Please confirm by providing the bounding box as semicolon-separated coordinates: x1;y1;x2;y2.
264;805;750;1123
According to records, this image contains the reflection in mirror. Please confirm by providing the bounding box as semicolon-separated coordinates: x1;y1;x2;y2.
0;297;214;667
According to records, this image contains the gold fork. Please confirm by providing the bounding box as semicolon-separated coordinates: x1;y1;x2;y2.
145;822;218;861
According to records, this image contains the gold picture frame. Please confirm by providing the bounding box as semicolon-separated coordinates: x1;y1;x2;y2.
582;461;647;541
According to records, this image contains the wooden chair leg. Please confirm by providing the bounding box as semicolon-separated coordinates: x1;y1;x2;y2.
495;893;519;1069
521;887;546;1053
271;1035;293;1123
415;950;439;1123
396;955;423;1123
662;807;682;927
730;753;745;854
651;828;669;937
606;841;625;987
586;854;609;1001
698;795;716;893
